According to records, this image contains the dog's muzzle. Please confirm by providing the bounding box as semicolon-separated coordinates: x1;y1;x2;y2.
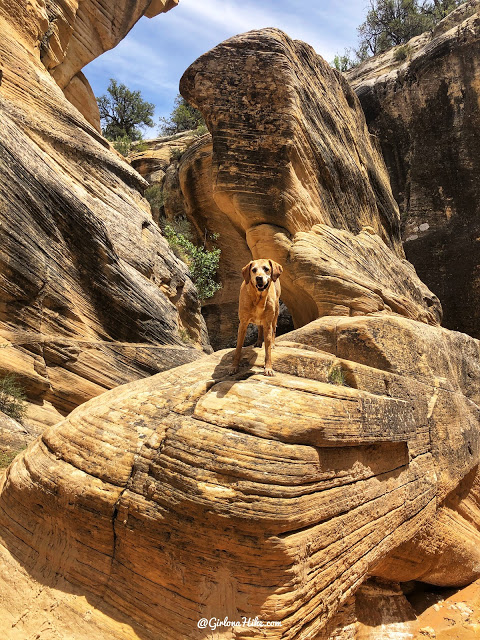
256;277;269;291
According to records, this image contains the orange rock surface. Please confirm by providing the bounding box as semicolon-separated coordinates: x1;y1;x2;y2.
0;0;208;430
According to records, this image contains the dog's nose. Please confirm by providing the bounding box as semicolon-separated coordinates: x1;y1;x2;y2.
256;276;263;284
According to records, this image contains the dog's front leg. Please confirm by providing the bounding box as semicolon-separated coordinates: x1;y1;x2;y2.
256;325;264;347
229;321;249;375
263;323;274;376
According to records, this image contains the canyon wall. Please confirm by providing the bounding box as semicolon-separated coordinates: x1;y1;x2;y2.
0;0;209;430
42;0;178;129
347;1;480;338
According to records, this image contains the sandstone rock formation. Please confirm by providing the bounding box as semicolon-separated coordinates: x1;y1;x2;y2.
347;1;480;338
63;70;102;132
130;131;200;192
0;314;480;638
0;0;209;428
179;29;442;338
131;29;444;351
356;576;480;639
0;412;31;457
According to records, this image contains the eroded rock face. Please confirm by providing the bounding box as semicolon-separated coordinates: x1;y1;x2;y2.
0;315;479;638
347;2;480;338
0;0;209;427
179;29;442;334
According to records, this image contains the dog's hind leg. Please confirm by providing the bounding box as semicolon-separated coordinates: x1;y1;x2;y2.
256;325;264;347
230;320;249;374
272;306;279;348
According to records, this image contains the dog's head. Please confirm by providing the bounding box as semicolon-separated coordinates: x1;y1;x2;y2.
242;259;283;291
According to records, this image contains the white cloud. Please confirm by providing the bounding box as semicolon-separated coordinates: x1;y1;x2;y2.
161;0;364;62
87;38;176;94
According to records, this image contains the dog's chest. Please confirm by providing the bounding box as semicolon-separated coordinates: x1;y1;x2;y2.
247;298;274;324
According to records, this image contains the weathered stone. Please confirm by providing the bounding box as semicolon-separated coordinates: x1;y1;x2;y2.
133;30;442;349
0;0;209;428
347;1;480;338
0;13;478;640
62;70;101;132
356;577;480;639
0;411;31;452
0;314;479;638
42;0;178;88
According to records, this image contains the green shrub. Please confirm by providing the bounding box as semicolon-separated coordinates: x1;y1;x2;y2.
394;44;410;61
178;327;194;345
0;374;27;421
193;124;209;137
133;142;149;153
145;184;164;210
170;147;184;162
163;222;221;301
0;446;26;469
159;95;205;135
327;364;347;386
112;135;132;156
331;49;359;72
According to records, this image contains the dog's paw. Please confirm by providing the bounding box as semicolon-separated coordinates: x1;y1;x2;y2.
264;367;275;377
229;365;239;376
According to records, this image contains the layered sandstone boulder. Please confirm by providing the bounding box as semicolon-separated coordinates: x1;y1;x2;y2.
0;0;209;428
0;315;480;638
133;30;442;350
347;1;480;338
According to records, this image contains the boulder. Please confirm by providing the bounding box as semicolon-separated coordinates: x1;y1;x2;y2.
132;30;442;350
0;314;479;638
62;71;102;132
347;1;480;338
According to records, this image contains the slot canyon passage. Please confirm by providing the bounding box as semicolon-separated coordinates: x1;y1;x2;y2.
1;1;480;639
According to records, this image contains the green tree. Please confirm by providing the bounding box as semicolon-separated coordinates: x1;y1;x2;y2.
421;0;463;20
97;79;155;141
332;48;359;72
358;0;431;56
159;95;205;136
357;0;462;57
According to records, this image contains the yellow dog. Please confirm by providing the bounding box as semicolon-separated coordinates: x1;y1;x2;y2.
230;259;283;376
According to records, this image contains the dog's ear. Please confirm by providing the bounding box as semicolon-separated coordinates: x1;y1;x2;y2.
242;261;253;284
269;260;283;282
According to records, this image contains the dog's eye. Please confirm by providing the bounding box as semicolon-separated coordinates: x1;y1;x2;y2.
252;268;257;273
265;268;270;273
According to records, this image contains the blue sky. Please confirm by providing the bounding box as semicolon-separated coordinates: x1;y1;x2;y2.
84;0;367;135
